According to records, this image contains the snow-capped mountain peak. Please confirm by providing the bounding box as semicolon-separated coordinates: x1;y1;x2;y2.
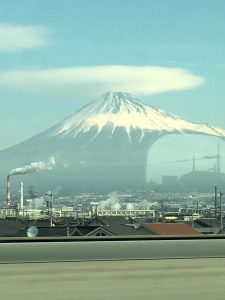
53;91;225;141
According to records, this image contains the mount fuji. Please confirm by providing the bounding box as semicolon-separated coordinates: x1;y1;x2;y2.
1;91;225;194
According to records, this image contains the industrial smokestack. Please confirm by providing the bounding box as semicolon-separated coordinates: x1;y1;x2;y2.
20;181;24;210
6;175;10;208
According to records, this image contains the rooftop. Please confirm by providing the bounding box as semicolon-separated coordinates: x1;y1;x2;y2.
143;223;201;235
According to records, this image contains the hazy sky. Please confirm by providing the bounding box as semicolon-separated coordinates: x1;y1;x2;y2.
0;0;225;181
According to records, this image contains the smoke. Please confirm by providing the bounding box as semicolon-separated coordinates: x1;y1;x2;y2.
9;157;56;176
126;203;134;210
138;200;151;210
98;193;150;211
99;192;121;210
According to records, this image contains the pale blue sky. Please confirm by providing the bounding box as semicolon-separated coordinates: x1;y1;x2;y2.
0;0;225;181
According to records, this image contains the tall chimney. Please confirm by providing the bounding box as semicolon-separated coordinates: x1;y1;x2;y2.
20;181;24;210
6;175;11;208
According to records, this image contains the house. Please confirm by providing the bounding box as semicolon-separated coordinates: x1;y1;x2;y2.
176;218;223;234
70;224;152;236
143;223;201;235
195;218;223;234
0;219;26;237
88;216;128;226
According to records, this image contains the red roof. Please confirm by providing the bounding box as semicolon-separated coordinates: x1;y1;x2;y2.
143;223;201;235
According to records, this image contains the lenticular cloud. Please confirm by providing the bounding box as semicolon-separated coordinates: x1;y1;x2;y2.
0;65;204;97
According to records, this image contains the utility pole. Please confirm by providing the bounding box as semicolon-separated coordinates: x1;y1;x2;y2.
220;191;223;231
191;207;194;228
215;185;217;218
45;191;53;227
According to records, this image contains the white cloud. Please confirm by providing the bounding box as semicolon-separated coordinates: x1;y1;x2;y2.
0;24;49;52
0;65;204;97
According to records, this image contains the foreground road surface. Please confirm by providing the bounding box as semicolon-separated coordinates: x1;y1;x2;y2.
1;258;225;300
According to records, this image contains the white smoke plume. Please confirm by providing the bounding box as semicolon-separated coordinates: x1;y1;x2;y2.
9;157;56;176
99;192;121;210
138;200;151;210
126;203;135;210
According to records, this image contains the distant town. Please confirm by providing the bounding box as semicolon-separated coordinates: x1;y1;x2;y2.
0;179;224;238
0;93;224;238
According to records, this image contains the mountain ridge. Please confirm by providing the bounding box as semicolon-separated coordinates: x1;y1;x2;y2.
50;91;225;142
0;91;224;195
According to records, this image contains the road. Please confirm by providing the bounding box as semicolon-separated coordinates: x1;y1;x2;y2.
1;258;225;300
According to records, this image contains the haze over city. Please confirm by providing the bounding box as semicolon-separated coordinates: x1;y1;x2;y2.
0;0;225;183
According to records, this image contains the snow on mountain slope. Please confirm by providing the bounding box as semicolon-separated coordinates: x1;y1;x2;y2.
0;91;224;193
53;91;225;141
